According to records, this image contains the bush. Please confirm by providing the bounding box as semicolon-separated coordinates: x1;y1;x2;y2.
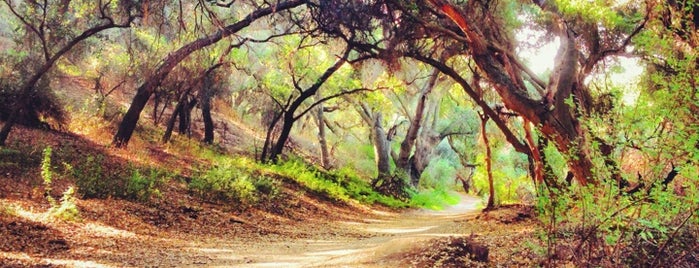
67;154;117;199
125;168;165;202
189;159;277;205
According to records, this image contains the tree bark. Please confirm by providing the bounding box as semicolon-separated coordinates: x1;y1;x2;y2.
178;96;196;136
426;0;594;185
162;89;190;143
315;104;331;169
112;0;306;148
372;112;392;179
480;114;495;210
396;68;440;179
201;79;214;144
523;119;544;186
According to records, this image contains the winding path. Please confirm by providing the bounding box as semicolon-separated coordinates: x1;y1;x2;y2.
194;194;482;267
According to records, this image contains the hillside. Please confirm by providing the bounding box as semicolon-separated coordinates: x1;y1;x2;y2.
0;123;536;267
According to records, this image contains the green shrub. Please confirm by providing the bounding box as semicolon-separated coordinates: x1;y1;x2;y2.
126;168;165;202
189;159;268;205
69;154;116;199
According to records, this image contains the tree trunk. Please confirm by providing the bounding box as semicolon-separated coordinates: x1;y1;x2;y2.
316;104;331;169
269;112;295;162
201;88;214;144
396;68;440;179
426;0;594;185
372;113;392;179
112;0;306;148
523;120;544;186
481;114;495;210
178;97;196;136
260;110;283;162
162;90;189;143
266;49;350;162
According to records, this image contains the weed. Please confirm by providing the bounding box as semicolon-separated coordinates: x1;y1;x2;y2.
41;147;57;207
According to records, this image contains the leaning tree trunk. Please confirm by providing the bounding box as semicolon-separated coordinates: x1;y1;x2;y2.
266;49;350;162
162;89;190;143
112;0;306;148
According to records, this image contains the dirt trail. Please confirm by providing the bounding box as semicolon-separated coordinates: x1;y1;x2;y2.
187;194;482;267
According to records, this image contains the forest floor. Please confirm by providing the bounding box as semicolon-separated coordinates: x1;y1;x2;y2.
1;186;540;267
0;119;541;267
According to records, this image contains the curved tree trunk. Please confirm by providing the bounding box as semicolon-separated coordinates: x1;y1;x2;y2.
426;0;594;185
266;49;350;162
112;0;306;148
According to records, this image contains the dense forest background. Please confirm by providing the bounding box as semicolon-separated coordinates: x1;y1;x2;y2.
0;0;698;266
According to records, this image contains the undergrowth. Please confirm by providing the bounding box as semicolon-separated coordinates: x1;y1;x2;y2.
41;147;80;221
188;155;409;208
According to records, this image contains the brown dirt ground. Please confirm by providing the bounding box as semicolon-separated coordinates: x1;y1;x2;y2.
1;124;541;267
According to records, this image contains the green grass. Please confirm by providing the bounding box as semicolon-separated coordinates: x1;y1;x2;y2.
409;188;460;210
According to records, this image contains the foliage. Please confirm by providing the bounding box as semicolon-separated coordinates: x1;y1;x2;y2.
409;188;460;210
41;147;80;221
41;147;57;207
66;153;168;202
66;154;114;199
49;186;81;222
125;167;165;202
189;157;279;205
264;158;408;208
536;178;699;266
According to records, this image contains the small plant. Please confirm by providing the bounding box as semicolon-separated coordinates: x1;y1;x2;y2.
126;168;164;202
41;147;80;221
49;186;80;221
41;147;57;207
